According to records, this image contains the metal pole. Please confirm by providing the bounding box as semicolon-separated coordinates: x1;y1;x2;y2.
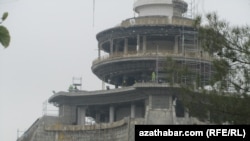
93;0;95;27
156;45;159;83
17;129;19;140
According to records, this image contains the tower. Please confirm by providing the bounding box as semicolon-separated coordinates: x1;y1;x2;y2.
92;0;210;88
18;1;213;141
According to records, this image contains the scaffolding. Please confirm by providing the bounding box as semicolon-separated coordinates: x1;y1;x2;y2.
180;28;211;88
42;99;58;116
177;0;210;87
17;129;25;140
183;0;197;19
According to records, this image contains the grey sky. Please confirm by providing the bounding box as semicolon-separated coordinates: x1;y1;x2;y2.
0;0;249;141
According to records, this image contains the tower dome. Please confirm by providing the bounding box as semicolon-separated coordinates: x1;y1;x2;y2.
133;0;187;18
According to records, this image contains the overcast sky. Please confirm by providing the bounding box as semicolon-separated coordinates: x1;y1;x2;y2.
0;0;249;141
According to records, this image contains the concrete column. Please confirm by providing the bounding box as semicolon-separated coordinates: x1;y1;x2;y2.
95;112;101;123
142;36;147;53
184;108;189;118
110;39;113;56
131;104;136;118
174;36;178;54
182;34;185;55
109;105;115;123
59;105;76;124
146;95;174;124
114;43;118;55
136;35;140;53
77;106;86;125
124;38;128;55
172;97;176;124
148;95;152;109
98;43;101;59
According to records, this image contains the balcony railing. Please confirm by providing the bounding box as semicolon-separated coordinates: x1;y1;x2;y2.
121;16;194;27
92;51;212;66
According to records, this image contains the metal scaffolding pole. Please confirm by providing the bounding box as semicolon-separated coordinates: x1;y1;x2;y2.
156;45;159;83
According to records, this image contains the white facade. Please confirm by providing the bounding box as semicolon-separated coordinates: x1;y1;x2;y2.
134;0;187;21
134;0;173;17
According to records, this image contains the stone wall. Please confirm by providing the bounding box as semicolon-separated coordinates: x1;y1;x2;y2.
18;116;145;141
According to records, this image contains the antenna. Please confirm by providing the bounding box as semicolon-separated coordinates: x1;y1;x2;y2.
72;77;82;90
93;0;95;27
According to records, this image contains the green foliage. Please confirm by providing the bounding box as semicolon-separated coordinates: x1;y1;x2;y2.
196;13;250;94
1;12;8;21
183;12;250;124
68;85;74;92
0;25;10;48
0;12;10;48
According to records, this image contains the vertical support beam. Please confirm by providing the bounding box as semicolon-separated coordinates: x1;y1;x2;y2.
77;106;86;125
142;35;147;53
124;38;128;55
174;36;179;54
95;112;101;123
98;43;101;59
182;33;185;55
131;103;136;118
172;96;176;124
136;34;140;53
184;108;189;118
148;95;152;109
114;43;118;55
109;105;115;123
110;39;113;56
156;45;159;83
102;81;105;90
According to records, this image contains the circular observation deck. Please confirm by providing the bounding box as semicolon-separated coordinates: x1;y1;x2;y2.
92;17;213;87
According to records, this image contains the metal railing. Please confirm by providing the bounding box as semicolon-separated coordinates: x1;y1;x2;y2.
92;51;212;65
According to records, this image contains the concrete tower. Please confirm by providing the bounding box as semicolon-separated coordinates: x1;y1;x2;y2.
18;1;213;141
92;0;210;88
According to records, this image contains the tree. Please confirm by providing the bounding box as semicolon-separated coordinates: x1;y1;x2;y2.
164;57;192;85
0;12;10;48
183;13;250;124
196;13;250;93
